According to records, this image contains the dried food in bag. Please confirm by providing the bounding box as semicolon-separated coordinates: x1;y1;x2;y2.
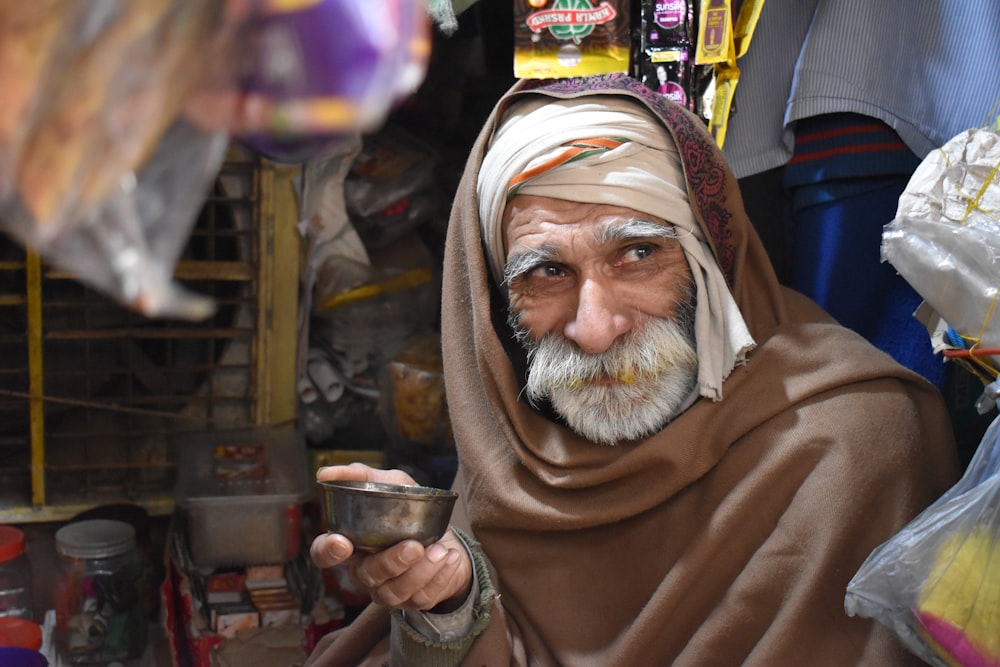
14;0;228;230
388;334;451;446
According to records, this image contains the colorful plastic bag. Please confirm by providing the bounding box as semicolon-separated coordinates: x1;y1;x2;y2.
846;413;1000;667
231;0;430;163
0;0;429;319
0;0;237;319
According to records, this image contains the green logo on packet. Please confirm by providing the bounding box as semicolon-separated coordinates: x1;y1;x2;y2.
549;0;597;41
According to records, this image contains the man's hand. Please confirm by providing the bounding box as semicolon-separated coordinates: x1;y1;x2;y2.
311;463;473;612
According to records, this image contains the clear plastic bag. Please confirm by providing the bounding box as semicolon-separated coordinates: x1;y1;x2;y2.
0;0;430;319
881;128;1000;355
0;0;237;319
846;413;1000;667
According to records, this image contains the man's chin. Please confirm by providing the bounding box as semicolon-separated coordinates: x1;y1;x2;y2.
562;415;667;446
566;419;665;447
551;392;672;446
547;373;697;445
520;311;700;445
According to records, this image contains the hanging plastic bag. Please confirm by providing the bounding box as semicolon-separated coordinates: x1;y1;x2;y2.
846;413;1000;667
0;0;430;319
881;127;1000;385
0;0;239;319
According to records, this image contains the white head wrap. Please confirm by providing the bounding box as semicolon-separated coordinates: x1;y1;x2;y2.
476;96;755;402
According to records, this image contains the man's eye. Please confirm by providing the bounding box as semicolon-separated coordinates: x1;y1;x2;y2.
531;263;564;278
509;263;564;287
622;244;655;262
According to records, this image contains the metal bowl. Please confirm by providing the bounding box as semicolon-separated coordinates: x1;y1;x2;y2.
317;480;458;553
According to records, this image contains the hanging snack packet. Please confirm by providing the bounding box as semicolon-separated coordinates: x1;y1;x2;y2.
514;0;631;79
0;0;238;319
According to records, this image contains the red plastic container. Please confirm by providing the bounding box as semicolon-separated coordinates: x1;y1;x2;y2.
0;526;32;620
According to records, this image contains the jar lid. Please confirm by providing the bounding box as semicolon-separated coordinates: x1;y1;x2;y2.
0;526;25;563
55;519;135;559
0;617;42;650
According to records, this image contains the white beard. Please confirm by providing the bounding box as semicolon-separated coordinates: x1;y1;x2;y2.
519;309;698;446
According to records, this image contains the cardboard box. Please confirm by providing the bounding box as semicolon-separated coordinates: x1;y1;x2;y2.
211;602;260;639
206;573;246;604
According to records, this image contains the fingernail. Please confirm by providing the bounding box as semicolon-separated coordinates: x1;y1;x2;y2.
445;549;461;566
330;541;348;560
401;542;421;564
426;544;448;563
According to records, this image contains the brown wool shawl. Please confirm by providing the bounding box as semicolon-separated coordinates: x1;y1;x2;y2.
306;74;960;666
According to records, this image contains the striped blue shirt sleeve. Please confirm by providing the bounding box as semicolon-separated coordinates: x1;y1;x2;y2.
722;0;1000;179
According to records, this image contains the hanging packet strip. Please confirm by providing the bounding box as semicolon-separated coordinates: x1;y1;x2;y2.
636;0;698;114
696;0;765;147
513;0;631;79
641;48;691;110
643;0;694;47
694;0;732;66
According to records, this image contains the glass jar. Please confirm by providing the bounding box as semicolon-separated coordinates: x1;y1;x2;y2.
54;519;147;665
0;526;32;620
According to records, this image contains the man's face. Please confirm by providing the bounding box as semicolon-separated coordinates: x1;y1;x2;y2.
502;195;698;445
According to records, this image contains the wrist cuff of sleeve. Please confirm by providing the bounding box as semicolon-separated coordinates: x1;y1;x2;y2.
390;528;496;662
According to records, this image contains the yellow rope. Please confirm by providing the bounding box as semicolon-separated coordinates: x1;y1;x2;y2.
960;159;1000;225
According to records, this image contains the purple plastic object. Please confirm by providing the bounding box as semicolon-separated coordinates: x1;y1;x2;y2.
0;647;48;667
238;0;428;162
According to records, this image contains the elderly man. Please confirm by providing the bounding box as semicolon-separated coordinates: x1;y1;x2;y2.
306;74;959;666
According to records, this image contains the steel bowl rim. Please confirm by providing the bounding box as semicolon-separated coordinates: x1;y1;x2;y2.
317;479;458;502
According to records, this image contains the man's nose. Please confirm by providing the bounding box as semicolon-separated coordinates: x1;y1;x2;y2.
563;276;634;355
